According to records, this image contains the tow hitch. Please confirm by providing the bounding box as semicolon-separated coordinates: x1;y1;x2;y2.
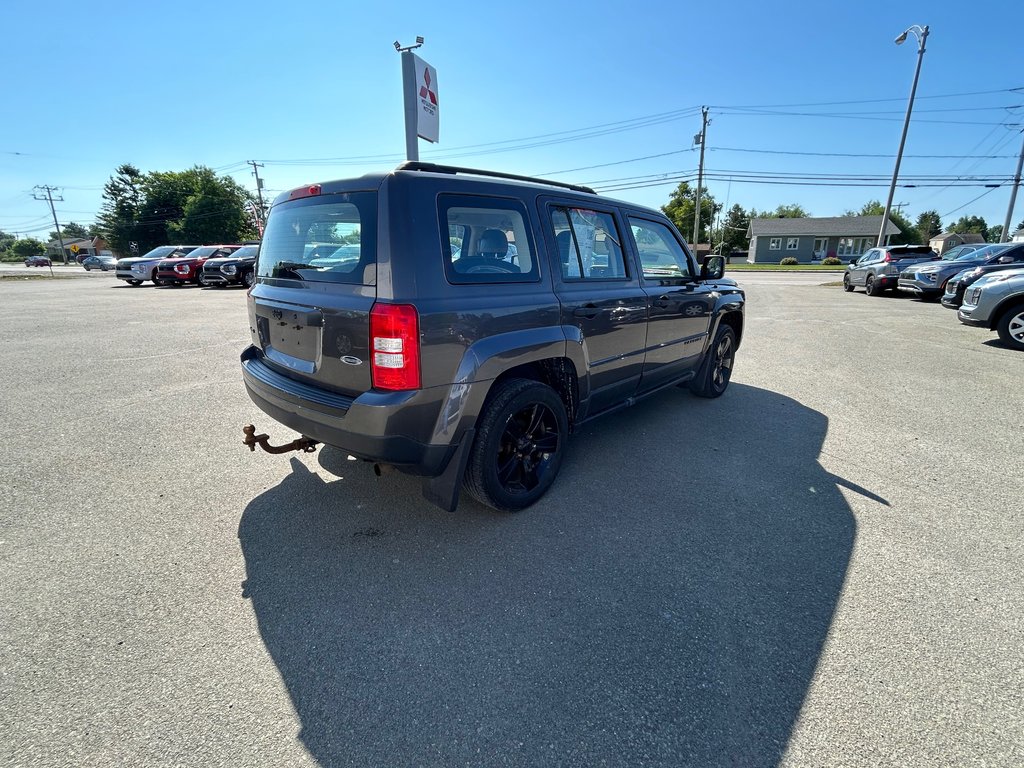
242;424;319;455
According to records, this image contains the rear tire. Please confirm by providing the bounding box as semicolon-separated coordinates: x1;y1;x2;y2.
865;274;879;296
996;302;1024;350
690;324;737;398
464;378;568;512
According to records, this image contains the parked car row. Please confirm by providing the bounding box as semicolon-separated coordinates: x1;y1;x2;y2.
115;244;259;288
843;241;1024;350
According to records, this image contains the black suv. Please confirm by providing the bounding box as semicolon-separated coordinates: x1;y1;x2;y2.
241;163;745;511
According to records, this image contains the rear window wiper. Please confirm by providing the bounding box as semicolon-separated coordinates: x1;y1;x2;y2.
271;261;318;279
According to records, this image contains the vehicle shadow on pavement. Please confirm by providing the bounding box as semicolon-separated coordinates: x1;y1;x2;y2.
238;383;858;767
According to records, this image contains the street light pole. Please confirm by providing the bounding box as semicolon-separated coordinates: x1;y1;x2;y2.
878;24;929;247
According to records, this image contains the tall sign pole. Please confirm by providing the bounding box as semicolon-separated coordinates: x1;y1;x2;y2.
395;37;438;162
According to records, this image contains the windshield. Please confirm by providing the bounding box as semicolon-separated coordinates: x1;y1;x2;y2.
179;246;218;259
257;192;376;284
139;245;179;260
228;245;259;260
955;244;1007;261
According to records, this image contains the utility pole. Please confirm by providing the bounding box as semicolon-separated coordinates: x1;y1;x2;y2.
1000;129;1024;243
33;185;66;266
248;161;266;227
693;106;709;247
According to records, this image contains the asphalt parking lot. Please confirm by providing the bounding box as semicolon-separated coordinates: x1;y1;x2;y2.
1;273;1021;767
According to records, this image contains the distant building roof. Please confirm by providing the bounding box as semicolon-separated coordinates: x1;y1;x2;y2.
930;232;985;244
747;215;899;238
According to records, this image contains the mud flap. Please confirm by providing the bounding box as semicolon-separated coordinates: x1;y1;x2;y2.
421;429;475;512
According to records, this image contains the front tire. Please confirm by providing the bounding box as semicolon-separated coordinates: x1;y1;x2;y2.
691;324;737;398
127;279;142;286
843;273;854;292
464;378;568;512
243;270;255;288
996;302;1024;350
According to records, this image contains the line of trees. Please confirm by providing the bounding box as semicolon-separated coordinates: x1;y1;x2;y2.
658;181;1022;252
96;164;259;256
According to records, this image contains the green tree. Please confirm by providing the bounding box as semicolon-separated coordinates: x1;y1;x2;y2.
987;225;1003;243
12;238;45;259
948;215;988;241
49;222;89;241
97;164;258;254
915;210;942;244
752;203;809;219
847;200;918;244
717;204;750;253
661;181;720;244
96;164;146;255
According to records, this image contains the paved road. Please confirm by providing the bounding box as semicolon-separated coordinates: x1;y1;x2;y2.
1;277;1020;767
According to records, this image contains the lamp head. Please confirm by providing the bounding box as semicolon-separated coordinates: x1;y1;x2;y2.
894;30;908;45
415;36;424;44
393;40;401;51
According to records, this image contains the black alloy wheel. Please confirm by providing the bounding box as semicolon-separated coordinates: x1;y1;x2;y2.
243;270;255;288
843;273;854;292
691;324;737;398
865;274;878;296
464;378;568;512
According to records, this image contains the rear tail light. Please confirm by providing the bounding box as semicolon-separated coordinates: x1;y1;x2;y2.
370;303;421;390
883;253;892;262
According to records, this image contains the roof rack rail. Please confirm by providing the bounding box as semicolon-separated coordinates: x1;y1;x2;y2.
395;161;596;195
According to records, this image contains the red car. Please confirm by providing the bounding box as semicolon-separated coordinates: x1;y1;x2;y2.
154;245;242;286
24;255;52;267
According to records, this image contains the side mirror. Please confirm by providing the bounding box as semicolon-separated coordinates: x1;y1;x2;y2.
998;255;1014;264
701;255;725;280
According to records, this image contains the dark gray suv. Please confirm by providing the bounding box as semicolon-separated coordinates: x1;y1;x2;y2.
241;163;745;512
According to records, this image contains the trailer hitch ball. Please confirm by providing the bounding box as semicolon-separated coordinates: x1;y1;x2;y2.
242;424;319;455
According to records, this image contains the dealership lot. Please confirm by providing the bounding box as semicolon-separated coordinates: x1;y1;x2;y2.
1;276;1021;767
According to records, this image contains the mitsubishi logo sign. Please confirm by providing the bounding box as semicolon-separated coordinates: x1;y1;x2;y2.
412;54;439;143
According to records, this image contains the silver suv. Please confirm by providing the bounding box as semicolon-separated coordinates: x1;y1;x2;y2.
957;268;1024;350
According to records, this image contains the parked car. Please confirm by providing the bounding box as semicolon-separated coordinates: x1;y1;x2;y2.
81;254;117;271
154;245;242;286
940;244;1024;308
201;245;260;288
116;245;199;286
842;245;937;296
24;255;51;267
241;162;745;513
957;268;1024;350
897;243;1012;300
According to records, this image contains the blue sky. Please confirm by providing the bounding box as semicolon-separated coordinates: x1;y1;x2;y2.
1;0;1021;240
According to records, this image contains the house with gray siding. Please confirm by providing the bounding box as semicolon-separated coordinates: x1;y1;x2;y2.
746;215;900;263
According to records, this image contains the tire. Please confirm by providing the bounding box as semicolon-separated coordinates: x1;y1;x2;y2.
865;274;879;296
996;302;1024;351
127;279;142;286
84;265;91;271
690;324;737;398
243;270;255;288
196;273;208;287
152;277;162;286
464;378;568;512
843;273;854;292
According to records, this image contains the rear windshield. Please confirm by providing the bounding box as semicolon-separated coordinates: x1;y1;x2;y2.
257;192;376;284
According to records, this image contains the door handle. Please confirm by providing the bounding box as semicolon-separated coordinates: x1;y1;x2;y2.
573;304;601;319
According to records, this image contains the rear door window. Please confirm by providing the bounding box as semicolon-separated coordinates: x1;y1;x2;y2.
440;195;539;284
257;192;376;284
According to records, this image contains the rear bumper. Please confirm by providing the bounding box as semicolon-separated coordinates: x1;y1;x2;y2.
240;346;456;476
